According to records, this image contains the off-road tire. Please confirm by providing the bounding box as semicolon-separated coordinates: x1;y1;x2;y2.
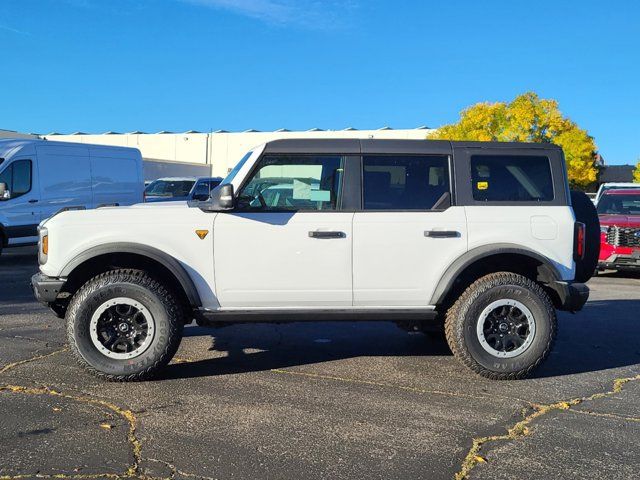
66;269;184;381
445;272;556;380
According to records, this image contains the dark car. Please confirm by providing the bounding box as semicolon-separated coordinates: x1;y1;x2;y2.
144;177;222;202
189;177;224;201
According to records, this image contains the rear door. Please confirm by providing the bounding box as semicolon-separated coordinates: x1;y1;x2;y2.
352;142;468;306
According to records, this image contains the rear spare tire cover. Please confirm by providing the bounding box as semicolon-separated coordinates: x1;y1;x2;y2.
570;190;600;283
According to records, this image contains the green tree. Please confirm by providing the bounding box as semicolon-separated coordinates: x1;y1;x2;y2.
428;92;598;188
634;160;640;183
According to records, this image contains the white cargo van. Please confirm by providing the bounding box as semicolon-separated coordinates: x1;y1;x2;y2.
0;139;143;254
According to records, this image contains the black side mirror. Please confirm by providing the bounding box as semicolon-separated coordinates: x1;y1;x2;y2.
219;183;235;209
196;183;235;211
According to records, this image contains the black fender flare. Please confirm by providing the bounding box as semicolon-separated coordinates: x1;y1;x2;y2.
59;242;202;307
429;243;564;305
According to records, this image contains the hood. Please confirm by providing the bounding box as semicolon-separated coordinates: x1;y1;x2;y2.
598;214;640;228
41;201;190;227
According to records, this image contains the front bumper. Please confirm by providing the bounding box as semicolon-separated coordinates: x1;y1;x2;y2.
598;252;640;270
551;281;589;312
31;273;65;304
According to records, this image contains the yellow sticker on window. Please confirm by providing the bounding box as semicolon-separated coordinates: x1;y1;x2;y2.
477;181;489;190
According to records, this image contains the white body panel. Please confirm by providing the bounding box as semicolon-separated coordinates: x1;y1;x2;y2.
353;207;468;306
41;204;219;309
464;206;576;281
214;212;353;308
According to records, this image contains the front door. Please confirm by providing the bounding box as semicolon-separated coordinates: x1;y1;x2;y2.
352;153;468;306
0;158;40;245
214;153;353;308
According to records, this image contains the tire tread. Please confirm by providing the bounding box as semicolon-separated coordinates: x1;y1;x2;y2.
66;269;184;382
444;272;556;380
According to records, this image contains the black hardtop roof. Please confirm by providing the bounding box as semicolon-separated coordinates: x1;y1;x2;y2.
262;138;562;155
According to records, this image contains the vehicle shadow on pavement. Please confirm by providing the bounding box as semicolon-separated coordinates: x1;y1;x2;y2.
537;298;640;378
161;322;452;380
162;297;640;381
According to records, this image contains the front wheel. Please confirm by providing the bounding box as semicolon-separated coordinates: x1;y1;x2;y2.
445;272;556;380
66;269;184;381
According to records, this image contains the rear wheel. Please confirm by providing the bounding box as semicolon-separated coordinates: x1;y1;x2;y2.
66;269;184;381
445;272;556;380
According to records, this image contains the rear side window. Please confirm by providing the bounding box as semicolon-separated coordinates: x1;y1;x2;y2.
471;155;553;202
362;155;449;210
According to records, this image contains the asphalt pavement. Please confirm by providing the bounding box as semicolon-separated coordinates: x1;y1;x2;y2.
0;246;639;479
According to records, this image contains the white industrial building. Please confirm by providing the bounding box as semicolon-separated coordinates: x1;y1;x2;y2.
41;127;435;179
0;129;39;140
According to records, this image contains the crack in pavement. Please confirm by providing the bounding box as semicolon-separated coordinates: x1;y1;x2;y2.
0;385;142;478
144;458;217;480
0;349;212;480
0;348;68;374
17;344;638;480
454;372;640;480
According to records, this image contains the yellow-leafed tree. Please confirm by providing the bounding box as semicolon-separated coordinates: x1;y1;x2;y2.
634;161;640;183
429;92;598;189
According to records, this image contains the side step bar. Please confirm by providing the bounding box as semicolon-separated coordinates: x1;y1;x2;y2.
194;308;439;325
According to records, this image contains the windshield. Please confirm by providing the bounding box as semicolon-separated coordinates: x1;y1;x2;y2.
597;194;640;215
222;150;253;185
145;179;195;197
601;185;637;194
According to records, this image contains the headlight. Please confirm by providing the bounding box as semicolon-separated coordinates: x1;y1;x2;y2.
38;227;48;265
600;225;610;234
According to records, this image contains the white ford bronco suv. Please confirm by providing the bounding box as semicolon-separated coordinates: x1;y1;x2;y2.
32;139;598;381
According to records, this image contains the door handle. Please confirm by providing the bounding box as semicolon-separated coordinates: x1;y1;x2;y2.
424;230;459;238
309;231;346;239
28;199;39;204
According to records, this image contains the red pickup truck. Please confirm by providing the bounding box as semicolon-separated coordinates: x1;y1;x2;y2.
597;188;640;271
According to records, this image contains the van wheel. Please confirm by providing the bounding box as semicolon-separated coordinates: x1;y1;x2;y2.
445;272;556;380
66;269;184;381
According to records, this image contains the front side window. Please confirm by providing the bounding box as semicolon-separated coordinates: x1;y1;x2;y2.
471;155;554;202
0;160;32;200
362;155;449;210
237;155;344;211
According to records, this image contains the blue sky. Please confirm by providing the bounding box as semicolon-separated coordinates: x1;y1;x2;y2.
1;0;638;165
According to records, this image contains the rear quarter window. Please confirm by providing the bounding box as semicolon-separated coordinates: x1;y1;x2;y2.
470;155;554;202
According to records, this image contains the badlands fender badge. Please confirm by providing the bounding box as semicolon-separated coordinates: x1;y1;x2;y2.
195;230;209;240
